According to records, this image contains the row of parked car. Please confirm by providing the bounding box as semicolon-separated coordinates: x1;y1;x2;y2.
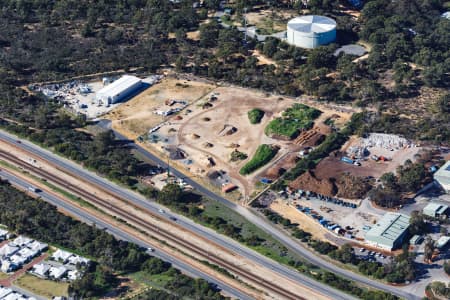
359;248;388;261
296;205;353;238
296;190;358;209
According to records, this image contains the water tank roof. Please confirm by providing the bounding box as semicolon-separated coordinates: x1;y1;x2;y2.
287;15;336;33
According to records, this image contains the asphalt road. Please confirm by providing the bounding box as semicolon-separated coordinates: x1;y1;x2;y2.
0;128;419;299
0;168;251;300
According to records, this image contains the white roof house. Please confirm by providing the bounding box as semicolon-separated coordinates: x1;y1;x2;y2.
0;286;13;298
49;266;68;280
3;292;27;300
1;260;18;273
10;254;27;266
67;269;80;281
32;263;51;277
27;241;48;253
96;75;142;104
68;255;90;266
0;244;19;257
51;249;73;263
18;248;38;261
0;229;8;238
12;236;33;247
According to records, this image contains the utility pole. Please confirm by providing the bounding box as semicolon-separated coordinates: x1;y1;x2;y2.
167;156;170;178
243;7;248;44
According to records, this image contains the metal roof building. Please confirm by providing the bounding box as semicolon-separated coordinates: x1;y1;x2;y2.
436;236;450;249
423;202;449;218
96;75;142;105
365;213;410;250
286;15;336;49
434;161;450;193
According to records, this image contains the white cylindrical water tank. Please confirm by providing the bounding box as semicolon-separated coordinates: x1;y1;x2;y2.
287;15;337;49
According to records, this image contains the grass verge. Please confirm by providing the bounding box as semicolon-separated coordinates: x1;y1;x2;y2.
15;274;69;298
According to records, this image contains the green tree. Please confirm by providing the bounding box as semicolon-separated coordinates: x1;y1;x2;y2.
199;19;220;48
157;183;183;205
409;211;428;236
423;236;435;263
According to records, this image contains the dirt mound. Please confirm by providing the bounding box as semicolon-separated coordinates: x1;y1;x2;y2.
262;153;298;180
226;143;240;148
289;171;336;197
265;166;285;179
165;146;187;160
218;124;237;136
294;129;325;147
335;173;371;199
202;102;213;109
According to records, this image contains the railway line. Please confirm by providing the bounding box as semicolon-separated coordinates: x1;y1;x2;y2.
0;149;306;300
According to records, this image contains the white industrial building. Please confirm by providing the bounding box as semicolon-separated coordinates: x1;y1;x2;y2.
365;213;410;251
96;75;142;105
286;15;336;49
434;161;450;193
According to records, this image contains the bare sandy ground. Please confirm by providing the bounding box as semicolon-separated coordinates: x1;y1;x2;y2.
269;200;332;243
176;87;297;196
105;76;216;139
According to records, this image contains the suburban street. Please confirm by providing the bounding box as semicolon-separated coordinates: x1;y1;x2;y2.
0;168;252;300
0;128;420;300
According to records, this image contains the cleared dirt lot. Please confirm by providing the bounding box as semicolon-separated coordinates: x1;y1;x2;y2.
105;75;216;139
314;139;422;181
175;87;298;196
269;200;333;242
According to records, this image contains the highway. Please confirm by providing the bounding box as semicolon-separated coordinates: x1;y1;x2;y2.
0;168;252;300
0;128;417;299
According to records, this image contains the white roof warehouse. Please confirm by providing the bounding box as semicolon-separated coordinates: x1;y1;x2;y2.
434;161;450;193
365;213;411;251
96;75;142;105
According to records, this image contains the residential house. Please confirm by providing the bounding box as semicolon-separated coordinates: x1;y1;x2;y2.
31;263;51;278
17;248;38;263
51;250;73;264
0;229;8;241
12;236;33;247
27;241;48;254
49;266;68;280
0;286;12;298
0;244;19;257
0;260;18;273
67;255;90;267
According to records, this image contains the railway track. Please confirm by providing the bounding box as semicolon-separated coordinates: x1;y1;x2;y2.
0;149;305;300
